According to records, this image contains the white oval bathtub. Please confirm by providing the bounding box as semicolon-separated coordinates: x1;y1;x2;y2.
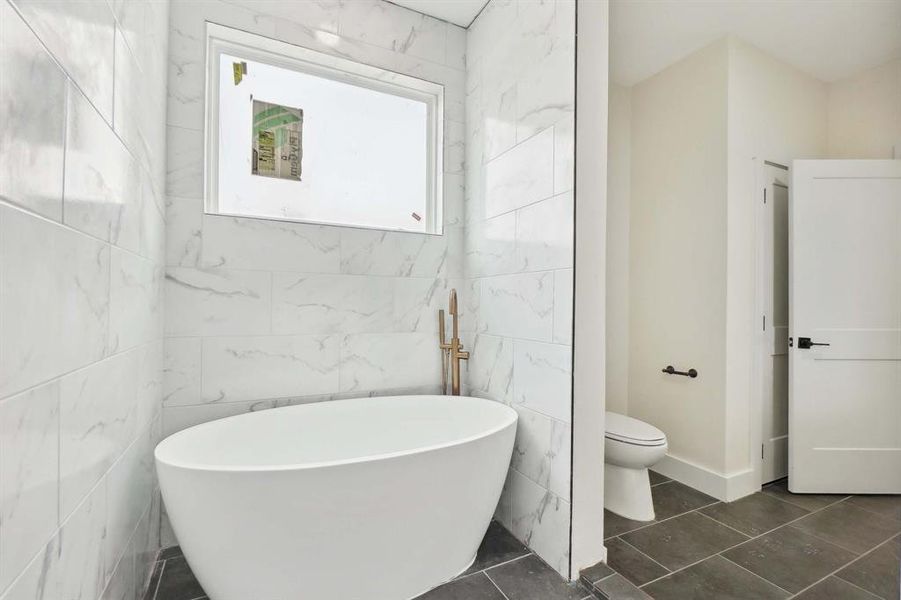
155;395;517;600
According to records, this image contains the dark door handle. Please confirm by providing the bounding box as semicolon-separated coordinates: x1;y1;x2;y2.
797;337;830;349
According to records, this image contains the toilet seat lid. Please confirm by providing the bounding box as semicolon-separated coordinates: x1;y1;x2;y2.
605;412;666;445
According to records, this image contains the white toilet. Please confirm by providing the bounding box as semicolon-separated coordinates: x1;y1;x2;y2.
604;412;668;521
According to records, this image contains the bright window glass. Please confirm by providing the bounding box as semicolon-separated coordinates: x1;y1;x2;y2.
205;24;444;234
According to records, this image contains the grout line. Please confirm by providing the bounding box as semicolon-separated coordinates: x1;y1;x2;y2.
785;534;900;599
482;552;532;575
723;555;794;597
484;571;513;600
636;487;849;589
615;536;672;574
694;510;754;538
149;560;165;600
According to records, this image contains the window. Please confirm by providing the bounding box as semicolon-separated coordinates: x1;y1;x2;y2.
205;24;444;234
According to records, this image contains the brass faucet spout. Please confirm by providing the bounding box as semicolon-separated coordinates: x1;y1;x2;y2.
439;288;469;396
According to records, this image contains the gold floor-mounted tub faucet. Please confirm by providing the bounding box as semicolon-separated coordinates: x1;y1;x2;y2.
439;289;469;395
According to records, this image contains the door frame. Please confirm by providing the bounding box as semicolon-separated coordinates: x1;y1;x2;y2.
750;158;790;491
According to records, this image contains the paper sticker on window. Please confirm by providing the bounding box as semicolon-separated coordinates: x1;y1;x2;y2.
252;100;303;181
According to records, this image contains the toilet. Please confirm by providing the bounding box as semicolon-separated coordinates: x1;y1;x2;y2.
604;412;668;521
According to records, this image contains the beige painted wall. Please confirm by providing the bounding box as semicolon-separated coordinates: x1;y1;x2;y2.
606;83;631;416
826;58;901;159
628;39;730;475
724;37;828;476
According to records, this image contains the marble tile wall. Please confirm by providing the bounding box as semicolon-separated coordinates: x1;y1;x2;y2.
463;0;576;578
0;0;169;598
163;0;466;450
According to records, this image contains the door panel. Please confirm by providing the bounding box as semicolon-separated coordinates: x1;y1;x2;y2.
789;160;901;493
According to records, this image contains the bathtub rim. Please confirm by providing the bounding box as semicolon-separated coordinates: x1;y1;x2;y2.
155;395;518;474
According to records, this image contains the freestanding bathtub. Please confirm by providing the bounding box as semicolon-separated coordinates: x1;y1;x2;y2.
155;395;517;600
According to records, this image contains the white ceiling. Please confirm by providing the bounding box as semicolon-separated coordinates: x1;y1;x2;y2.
612;0;901;86
389;0;489;28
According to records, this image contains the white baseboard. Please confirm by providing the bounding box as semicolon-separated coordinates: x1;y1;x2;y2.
654;454;758;502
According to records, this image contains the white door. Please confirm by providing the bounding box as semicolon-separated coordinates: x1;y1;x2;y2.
761;165;790;484
789;159;901;493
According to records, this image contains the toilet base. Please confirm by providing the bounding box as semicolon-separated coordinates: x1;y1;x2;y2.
604;463;655;521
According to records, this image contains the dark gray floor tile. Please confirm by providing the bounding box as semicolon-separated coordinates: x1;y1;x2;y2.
793;576;882;600
580;560;615;584
649;471;671;486
792;502;901;554
141;561;164;600
417;572;507;599
641;555;790;600
761;479;846;512
462;521;530;575
159;546;183;560
700;493;809;537
651;481;718;521
847;495;901;522
621;512;748;571
720;524;856;592
487;555;587;600
605;537;669;586
591;572;652;599
154;556;206;600
605;509;654;539
836;535;901;600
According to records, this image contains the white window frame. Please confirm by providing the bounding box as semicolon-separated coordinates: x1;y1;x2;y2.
204;22;445;234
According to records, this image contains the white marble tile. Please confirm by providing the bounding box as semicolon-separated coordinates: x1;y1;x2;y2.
0;2;66;220
552;268;573;344
3;472;109;600
135;342;164;431
162;397;283;437
479;271;554;341
513;339;572;422
460;278;481;334
482;82;518;162
226;0;341;34
510;470;570;576
340;228;453;278
443;173;465;227
445;120;465;175
548;418;571;500
0;381;60;592
165;195;202;267
164;267;272;337
514;19;574;142
138;175;166;263
109;249;162;354
201;335;340;403
467;0;517;62
202;215;340;273
100;548;134;600
515;191;573;272
165;126;203;199
338;333;441;392
394;278;462;334
166;44;205;130
510;406;571;501
484;127;554;219
445;24;466;71
104;428;153;581
0;206;110;398
465;211;517;278
64;84;140;242
163;337;202;407
338;1;448;66
59;352;138;519
272;273;394;335
14;0;115;122
465;334;514;403
553;113;574;194
52;481;108;600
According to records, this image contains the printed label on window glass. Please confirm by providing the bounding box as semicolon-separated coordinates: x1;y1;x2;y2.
251;100;303;181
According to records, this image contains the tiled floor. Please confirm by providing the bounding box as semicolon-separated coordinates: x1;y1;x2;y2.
144;476;900;600
582;474;901;600
144;522;594;600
